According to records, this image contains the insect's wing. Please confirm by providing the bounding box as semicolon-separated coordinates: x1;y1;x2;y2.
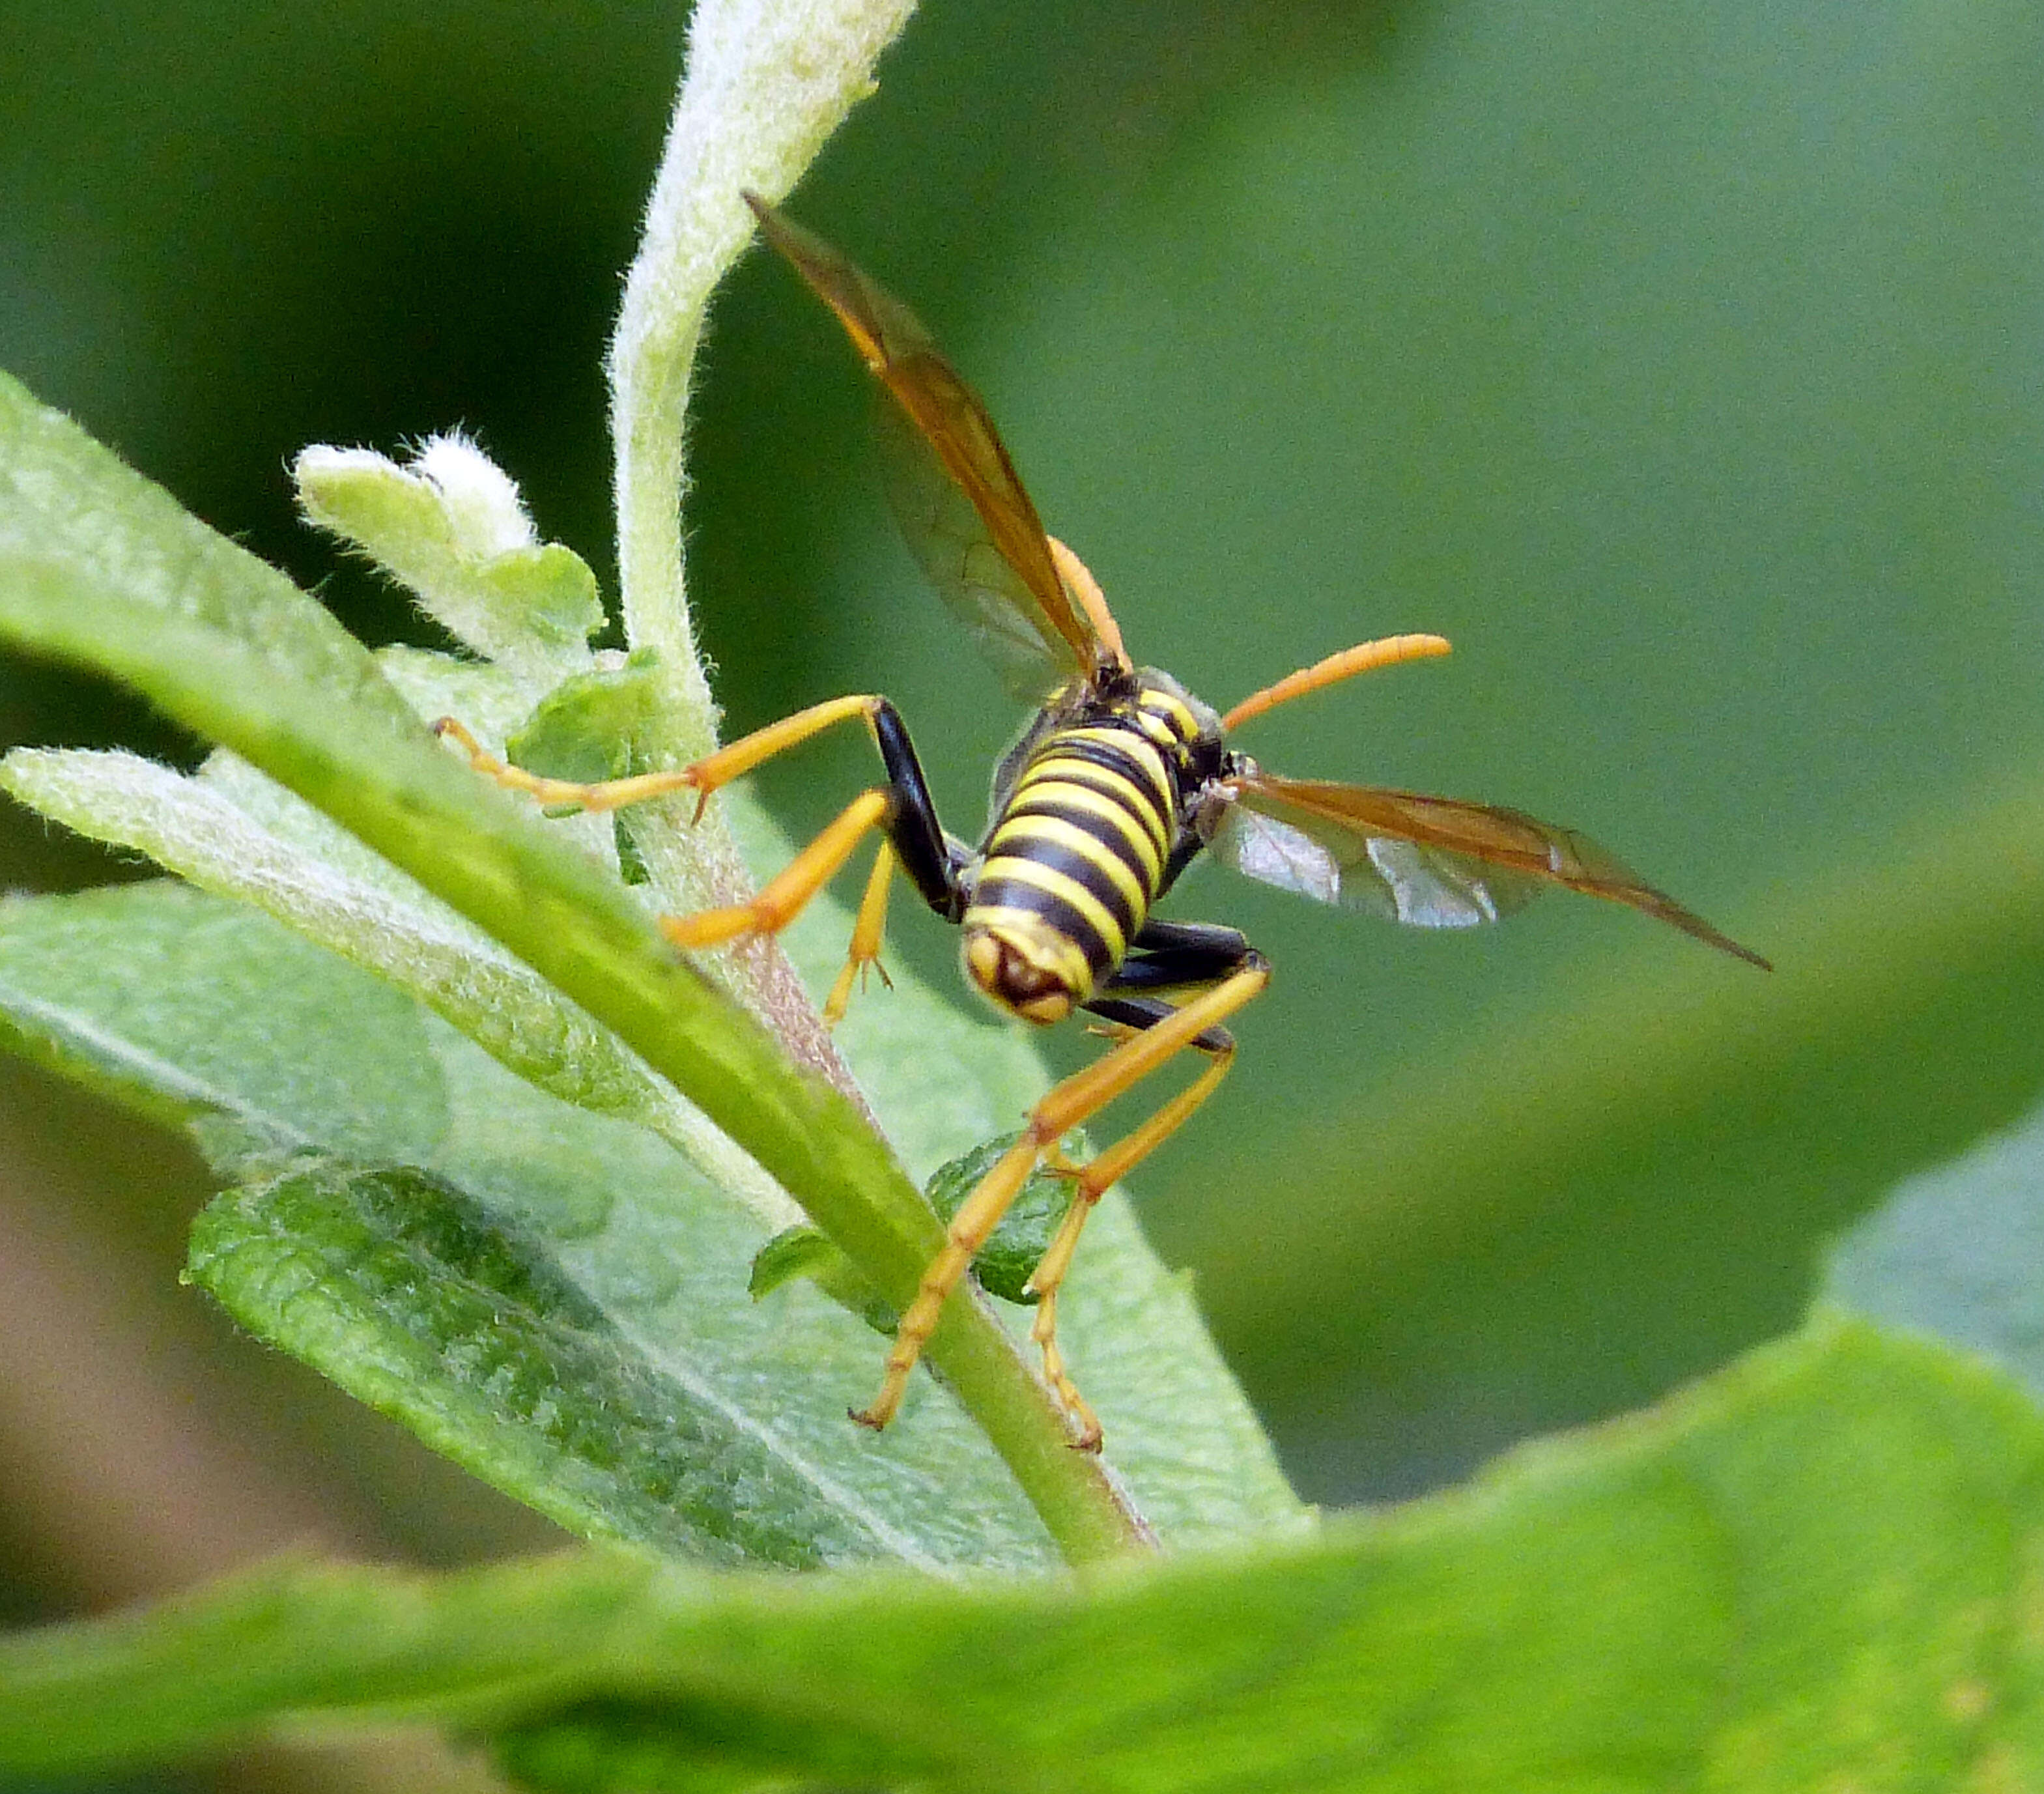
747;195;1105;698
1212;776;1548;926
872;393;1084;699
1214;773;1769;966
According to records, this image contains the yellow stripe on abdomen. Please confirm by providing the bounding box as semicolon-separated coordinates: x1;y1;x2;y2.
967;715;1187;1010
974;856;1130;966
986;811;1152;919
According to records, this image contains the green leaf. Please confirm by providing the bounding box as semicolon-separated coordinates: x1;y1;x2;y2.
294;436;604;670
1;1318;2036;1787
188;1160;952;1569
748;1132;1070;1324
505;653;670;787
748;1224;864;1302
0;880;1047;1567
0;878;1303;1567
924;1130;1067;1306
0;748;1305;1558
0;363;1205;1560
505;653;670;877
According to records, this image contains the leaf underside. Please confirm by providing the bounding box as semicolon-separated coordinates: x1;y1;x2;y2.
0;363;1307;1569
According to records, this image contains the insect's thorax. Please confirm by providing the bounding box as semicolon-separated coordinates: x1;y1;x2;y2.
962;667;1224;1023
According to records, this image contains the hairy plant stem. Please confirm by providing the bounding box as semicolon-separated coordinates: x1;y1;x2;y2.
601;0;1151;1561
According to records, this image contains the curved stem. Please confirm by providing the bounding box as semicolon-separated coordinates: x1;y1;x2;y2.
598;1;1150;1560
604;0;925;1088
607;0;919;773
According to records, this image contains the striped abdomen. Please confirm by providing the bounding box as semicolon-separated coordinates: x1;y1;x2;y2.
962;719;1179;1025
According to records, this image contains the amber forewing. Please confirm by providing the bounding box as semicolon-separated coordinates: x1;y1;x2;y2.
746;197;1104;689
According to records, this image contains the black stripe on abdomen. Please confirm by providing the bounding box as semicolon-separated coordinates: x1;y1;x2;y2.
968;870;1126;980
970;732;1176;978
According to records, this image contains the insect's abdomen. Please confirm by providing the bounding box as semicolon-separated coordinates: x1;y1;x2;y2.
963;723;1176;1025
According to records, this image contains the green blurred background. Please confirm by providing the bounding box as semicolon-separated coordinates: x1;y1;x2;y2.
4;0;2042;1744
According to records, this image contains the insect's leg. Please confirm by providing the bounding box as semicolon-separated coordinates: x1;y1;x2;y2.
1012;922;1262;1443
823;840;896;1024
806;700;966;1021
851;953;1269;1445
1027;1020;1238;1449
442;689;966;1010
661;788;892;950
1113;917;1256;990
865;700;963;918
662;698;965;973
802;701;961;1019
433;694;884;818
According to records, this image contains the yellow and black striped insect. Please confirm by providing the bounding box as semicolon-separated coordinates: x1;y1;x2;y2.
443;193;1768;1452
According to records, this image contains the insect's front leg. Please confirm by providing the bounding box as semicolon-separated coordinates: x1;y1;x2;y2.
817;700;969;1021
434;693;875;818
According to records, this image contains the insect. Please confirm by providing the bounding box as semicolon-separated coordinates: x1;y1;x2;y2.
440;192;1768;1453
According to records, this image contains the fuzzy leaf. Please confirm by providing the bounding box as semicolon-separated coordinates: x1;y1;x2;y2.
1;1319;2036;1789
0;881;1055;1569
0;364;1206;1561
0;869;1305;1559
294;438;603;671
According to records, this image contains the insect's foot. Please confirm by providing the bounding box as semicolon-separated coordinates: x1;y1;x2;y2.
823;954;893;1026
431;715;487;761
1049;1368;1105;1451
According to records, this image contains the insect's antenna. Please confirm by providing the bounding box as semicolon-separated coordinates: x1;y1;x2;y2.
1221;633;1451;733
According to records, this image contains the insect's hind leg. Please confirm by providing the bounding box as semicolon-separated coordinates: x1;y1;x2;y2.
1015;922;1265;1445
1026;1003;1239;1449
853;942;1269;1451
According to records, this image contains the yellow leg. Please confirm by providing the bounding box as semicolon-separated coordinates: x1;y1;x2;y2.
438;694;912;997
852;958;1270;1444
1026;1045;1236;1451
660;788;891;950
431;716;706;814
672;694;884;820
433;694;883;819
824;840;896;1024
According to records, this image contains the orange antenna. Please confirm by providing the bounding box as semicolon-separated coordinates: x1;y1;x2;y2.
1221;633;1452;733
1047;535;1129;671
